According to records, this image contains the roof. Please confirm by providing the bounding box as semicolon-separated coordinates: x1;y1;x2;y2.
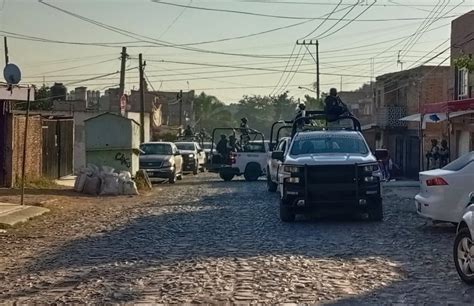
141;141;174;145
423;98;474;113
84;112;140;125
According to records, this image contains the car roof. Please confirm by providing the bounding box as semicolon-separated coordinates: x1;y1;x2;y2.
175;141;196;145
141;141;174;145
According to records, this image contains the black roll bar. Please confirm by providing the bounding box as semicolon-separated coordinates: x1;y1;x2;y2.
291;113;362;137
270;120;293;150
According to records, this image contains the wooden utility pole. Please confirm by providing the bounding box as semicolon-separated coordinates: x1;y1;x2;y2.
139;53;145;143
20;87;31;206
119;47;127;98
178;90;183;127
3;37;8;65
296;39;320;98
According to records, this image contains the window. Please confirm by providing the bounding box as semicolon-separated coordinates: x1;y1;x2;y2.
290;135;369;155
458;67;469;98
140;143;173;155
277;139;287;152
175;142;195;151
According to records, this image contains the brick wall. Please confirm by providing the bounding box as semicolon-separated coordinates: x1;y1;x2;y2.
5;114;43;187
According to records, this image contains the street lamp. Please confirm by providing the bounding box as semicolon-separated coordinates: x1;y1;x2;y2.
298;86;317;94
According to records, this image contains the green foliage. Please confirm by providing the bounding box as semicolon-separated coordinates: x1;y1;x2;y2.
16;85;53;111
194;92;233;131
454;55;474;72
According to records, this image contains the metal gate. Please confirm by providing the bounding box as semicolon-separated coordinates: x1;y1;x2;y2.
42;119;73;179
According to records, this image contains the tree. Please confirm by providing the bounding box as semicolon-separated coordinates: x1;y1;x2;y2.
194;92;232;132
15;85;53;111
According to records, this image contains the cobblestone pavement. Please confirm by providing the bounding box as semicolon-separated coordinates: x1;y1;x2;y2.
0;173;472;304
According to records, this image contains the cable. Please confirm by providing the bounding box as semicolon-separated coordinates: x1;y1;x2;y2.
279;52;308;94
64;67;137;86
307;0;359;39
158;0;191;39
407;38;450;69
39;58;118;75
150;0;459;21
143;71;157;91
317;1;376;40
275;47;305;95
302;0;343;39
268;44;299;96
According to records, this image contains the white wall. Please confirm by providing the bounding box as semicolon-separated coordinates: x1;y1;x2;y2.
126;112;150;143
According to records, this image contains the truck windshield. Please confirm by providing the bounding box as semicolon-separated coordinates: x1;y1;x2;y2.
175;143;195;151
290;135;369;155
140;143;172;155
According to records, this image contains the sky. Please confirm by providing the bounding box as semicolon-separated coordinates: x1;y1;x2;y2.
1;0;473;103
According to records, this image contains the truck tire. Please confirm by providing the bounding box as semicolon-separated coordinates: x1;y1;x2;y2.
219;170;234;182
267;168;278;192
244;162;261;182
368;199;383;221
280;199;295;222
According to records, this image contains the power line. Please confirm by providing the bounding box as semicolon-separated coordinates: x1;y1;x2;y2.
302;0;344;39
268;44;299;96
150;0;459;21
307;1;359;39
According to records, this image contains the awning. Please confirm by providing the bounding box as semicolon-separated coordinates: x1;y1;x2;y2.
423;98;474;113
399;110;474;122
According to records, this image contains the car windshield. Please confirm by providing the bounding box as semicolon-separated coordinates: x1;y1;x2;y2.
140;143;172;155
290;135;369;155
443;151;474;171
202;143;212;150
175;143;195;151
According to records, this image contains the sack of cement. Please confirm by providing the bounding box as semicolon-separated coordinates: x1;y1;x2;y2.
74;173;88;192
118;171;138;195
83;175;101;195
122;180;139;195
99;167;120;196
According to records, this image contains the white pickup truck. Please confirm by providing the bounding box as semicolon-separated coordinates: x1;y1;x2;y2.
208;127;269;182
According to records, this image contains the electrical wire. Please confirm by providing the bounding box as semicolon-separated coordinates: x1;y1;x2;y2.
268;44;299;96
302;0;343;39
150;0;459;21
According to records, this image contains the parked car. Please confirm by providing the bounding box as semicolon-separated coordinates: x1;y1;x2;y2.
415;151;474;223
175;142;206;175
267;136;290;192
139;142;183;184
453;192;474;284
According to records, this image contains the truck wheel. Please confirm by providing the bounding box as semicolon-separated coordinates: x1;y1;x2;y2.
244;163;261;181
267;169;278;192
368;200;383;221
280;200;295;222
219;171;234;182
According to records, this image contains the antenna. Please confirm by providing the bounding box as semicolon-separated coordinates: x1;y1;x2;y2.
3;63;21;85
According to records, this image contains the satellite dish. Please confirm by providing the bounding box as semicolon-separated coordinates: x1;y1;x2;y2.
3;63;22;85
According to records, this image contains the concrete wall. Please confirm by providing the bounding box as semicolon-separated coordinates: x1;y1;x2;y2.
4;114;43;187
126;112;150;143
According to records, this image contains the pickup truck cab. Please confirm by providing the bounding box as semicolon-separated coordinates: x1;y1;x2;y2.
272;114;383;222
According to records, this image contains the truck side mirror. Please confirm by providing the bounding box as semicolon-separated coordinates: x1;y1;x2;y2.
272;151;284;161
470;192;474;205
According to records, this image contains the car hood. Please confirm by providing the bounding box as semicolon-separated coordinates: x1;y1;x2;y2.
285;153;376;165
179;150;196;154
140;154;172;162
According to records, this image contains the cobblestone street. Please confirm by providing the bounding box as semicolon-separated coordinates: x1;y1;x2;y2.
0;173;472;304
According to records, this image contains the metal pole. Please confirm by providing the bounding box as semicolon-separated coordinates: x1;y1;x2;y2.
20;87;31;206
139;53;145;143
316;40;320;99
3;37;8;65
119;47;127;98
418;83;424;171
178;90;183;127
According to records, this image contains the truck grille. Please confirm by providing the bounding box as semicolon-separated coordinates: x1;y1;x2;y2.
140;161;163;168
305;165;357;203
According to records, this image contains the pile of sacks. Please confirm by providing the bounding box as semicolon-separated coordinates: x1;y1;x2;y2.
74;164;139;196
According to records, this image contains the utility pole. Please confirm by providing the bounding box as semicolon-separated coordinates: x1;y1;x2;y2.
139;53;145;143
20;87;32;206
3;37;9;65
178;90;183;127
119;47;128;98
296;39;320;99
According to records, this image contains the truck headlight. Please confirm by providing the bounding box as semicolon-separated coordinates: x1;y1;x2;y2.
162;160;172;167
285;177;300;183
283;165;301;173
188;154;194;158
363;164;379;172
364;176;377;182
